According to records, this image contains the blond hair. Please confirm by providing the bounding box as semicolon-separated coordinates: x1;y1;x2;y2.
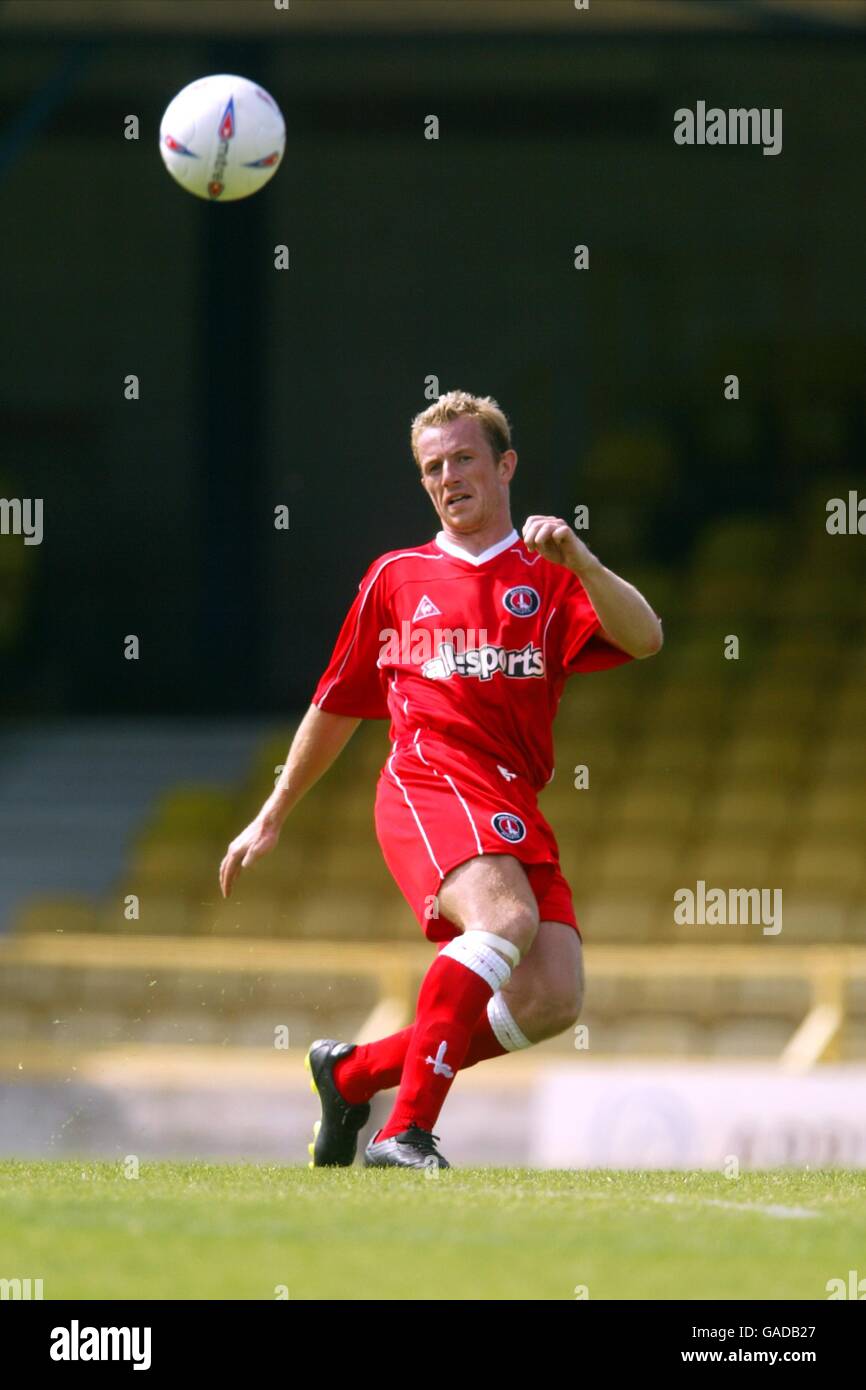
410;390;512;466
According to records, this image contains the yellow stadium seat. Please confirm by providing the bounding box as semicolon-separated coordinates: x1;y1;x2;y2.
610;785;697;836
632;734;714;780
826;681;866;726
704;786;795;835
764;635;843;678
770;897;847;942
147;787;235;839
127;841;216;894
13;895;99;935
594;835;684;895
682;836;775;886
840;1021;866;1062
99;895;200;936
650;685;733;735
558;841;605;898
292;889;385;940
578;894;666;942
317;840;396;891
814;737;866;779
737;682;818;731
689;572;772;622
690;518;784;577
785;839;863;896
770;571;862;623
606;1014;707;1056
802;784;865;835
710;1018;793;1058
723;734;803;780
200;894;299;937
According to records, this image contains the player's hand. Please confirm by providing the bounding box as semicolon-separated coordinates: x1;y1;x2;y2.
522;515;597;574
219;815;281;899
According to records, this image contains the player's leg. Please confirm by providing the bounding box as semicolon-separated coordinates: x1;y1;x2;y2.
333;857;583;1104
312;906;581;1166
497;919;584;1044
334;919;582;1107
365;853;538;1164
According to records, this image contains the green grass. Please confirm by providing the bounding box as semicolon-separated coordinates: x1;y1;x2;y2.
0;1163;863;1300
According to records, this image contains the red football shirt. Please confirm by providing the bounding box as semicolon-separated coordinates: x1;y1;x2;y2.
311;527;633;791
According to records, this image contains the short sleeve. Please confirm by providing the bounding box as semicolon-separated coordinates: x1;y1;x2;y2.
311;560;392;719
558;576;635;676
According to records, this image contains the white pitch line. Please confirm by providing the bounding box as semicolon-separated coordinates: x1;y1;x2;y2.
653;1194;819;1220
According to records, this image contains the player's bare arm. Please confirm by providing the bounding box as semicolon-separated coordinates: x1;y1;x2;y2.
219;705;361;899
522;515;663;659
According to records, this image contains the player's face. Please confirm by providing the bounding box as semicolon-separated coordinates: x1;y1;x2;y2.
416;418;516;535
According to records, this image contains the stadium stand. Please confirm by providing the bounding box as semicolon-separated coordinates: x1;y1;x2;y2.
1;513;864;1065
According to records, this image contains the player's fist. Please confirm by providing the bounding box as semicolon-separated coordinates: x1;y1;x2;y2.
522;515;596;574
219;815;281;899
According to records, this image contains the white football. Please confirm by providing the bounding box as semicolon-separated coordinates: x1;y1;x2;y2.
159;74;285;202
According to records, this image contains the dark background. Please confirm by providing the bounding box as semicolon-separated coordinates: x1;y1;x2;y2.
2;0;864;716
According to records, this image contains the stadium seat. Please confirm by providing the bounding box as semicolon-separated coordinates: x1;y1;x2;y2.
594;835;684;895
826;680;866;725
704;785;794;835
814;736;866;779
764;633;844;678
737;681;818;732
840;1020;866;1062
285;888;384;940
100;895;200;936
771;897;848;943
689;517;785;578
689;571;773;622
631;734;714;780
710;1017;794;1057
146;786;236;840
722;733;803;781
13;895;99;934
649;684;734;737
127;838;217;893
801;784;864;835
609;785;697;836
679;836;776;893
578;893;665;942
317;839;395;890
605;1014;707;1056
201;895;300;937
772;570;863;622
785;839;864;896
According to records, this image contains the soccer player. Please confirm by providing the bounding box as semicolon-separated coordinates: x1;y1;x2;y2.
219;391;662;1169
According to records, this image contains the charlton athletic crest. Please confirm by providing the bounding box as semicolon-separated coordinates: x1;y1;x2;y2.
492;812;526;843
503;585;540;617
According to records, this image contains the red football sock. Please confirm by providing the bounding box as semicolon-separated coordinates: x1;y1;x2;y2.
375;948;499;1141
333;1008;507;1105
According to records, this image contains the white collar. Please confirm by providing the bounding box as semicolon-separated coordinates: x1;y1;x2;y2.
434;527;518;567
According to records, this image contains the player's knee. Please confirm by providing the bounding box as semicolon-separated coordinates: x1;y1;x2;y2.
465;902;539;961
528;969;584;1037
550;990;583;1035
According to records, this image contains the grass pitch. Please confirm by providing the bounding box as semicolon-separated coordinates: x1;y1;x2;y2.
0;1162;863;1300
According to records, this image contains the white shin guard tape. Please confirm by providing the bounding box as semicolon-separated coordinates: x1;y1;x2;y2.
440;933;514;992
464;930;521;968
487;991;532;1051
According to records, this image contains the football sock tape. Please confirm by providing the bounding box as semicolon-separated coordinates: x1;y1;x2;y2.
439;933;515;992
487;991;532;1051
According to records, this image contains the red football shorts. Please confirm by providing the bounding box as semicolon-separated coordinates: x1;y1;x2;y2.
374;732;579;943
